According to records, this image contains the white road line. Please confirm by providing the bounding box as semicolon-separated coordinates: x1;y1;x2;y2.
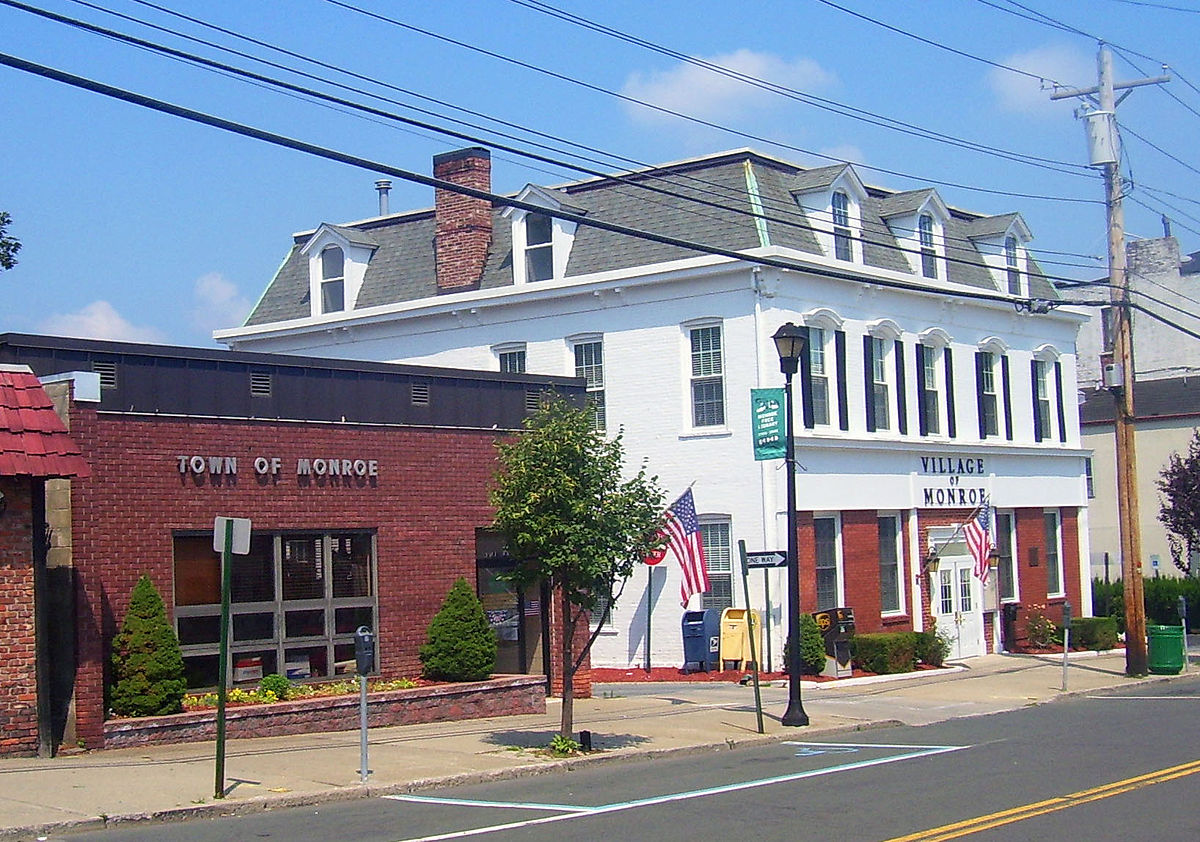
384;742;970;842
386;795;598;813
1086;695;1197;701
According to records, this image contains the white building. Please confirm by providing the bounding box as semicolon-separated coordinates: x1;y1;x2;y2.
218;147;1092;669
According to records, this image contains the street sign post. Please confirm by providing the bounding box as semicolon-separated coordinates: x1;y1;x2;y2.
213;516;251;800
745;550;788;568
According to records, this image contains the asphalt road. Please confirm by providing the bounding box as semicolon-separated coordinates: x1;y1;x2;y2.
59;675;1200;842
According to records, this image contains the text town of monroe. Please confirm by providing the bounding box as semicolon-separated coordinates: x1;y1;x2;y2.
178;455;379;478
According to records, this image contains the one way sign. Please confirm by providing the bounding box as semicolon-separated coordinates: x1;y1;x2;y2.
745;550;788;569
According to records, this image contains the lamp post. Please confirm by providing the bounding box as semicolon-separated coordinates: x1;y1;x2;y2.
772;322;809;727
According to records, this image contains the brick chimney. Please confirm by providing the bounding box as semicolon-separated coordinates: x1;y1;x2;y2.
433;147;492;293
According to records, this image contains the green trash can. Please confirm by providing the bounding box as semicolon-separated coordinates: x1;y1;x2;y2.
1147;625;1185;675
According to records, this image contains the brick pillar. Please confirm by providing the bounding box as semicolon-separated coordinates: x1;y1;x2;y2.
433;147;492;294
0;477;39;756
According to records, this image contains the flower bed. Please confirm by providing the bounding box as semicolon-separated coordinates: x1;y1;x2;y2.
103;674;546;750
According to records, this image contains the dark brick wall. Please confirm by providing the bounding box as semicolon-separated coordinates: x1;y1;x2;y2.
0;476;38;756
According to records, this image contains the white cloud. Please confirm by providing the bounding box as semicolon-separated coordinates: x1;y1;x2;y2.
38;301;165;344
191;272;252;337
622;50;836;127
989;45;1093;115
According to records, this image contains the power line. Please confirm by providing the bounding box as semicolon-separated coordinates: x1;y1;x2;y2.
0;50;1088;307
322;0;1091;180
7;0;1108;280
499;0;1091;174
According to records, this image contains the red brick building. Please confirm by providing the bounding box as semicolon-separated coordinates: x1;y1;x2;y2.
0;334;585;754
0;363;89;756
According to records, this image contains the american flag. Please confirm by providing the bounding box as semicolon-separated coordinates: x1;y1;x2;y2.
665;489;709;607
965;500;994;582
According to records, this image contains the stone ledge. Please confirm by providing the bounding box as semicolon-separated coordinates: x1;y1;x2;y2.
103;674;547;750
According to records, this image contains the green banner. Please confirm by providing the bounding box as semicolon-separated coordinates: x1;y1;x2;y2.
751;388;785;461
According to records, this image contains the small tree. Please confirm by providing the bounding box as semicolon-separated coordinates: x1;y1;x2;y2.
420;577;497;681
109;575;186;717
491;398;665;739
0;211;20;271
1158;429;1200;577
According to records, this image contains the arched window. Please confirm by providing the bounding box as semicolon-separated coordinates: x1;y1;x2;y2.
320;246;345;313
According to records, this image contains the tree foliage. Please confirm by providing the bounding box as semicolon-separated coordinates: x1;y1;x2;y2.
0;212;20;271
109;575;186;717
419;577;497;681
491;397;665;737
1158;429;1200;576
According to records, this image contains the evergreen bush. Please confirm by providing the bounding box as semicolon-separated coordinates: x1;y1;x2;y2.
782;613;828;675
259;673;292;700
109;575;186;717
914;629;952;667
1069;616;1119;651
851;632;919;674
419;578;497;682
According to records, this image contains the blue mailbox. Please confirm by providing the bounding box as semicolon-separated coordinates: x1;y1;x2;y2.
682;608;722;672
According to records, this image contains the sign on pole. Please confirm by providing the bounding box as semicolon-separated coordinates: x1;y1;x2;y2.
745;550;788;569
214;516;251;800
751;389;786;461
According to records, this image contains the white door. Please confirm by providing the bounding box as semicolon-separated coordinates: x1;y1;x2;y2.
933;557;985;659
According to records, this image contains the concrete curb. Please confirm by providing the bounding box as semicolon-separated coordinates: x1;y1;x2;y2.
0;719;906;841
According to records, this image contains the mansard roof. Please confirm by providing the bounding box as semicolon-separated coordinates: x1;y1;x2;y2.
240;149;1056;328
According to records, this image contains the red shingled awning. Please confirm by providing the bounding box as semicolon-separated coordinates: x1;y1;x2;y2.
0;365;90;478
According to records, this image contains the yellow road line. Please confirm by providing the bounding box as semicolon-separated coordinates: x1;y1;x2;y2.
883;759;1200;842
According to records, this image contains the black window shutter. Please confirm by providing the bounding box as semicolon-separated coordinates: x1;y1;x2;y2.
1031;358;1043;442
799;326;815;429
863;334;876;433
945;347;957;438
915;343;929;436
895;340;908;435
1055;360;1067;443
975;351;988;439
1001;355;1013;440
835;330;849;431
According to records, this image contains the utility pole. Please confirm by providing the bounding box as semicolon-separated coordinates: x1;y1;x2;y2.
1052;45;1168;676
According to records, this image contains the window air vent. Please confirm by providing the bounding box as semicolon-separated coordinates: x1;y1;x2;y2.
524;389;543;412
250;372;272;398
92;361;117;390
411;382;430;406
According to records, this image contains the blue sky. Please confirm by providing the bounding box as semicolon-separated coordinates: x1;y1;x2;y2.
2;0;1197;347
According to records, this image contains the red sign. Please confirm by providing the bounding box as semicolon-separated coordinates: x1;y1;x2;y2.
644;546;667;566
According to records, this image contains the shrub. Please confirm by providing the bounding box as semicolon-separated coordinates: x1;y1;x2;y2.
419;578;497;681
1069;616;1119;651
782;613;828;675
260;673;292;700
1024;603;1062;648
851;632;918;674
109;575;186;717
915;629;952;667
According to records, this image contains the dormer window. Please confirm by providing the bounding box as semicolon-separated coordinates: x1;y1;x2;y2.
919;214;937;279
1005;236;1021;295
525;213;554;282
832;191;853;261
320;246;345;313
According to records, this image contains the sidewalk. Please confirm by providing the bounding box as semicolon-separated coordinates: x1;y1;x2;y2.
0;651;1188;840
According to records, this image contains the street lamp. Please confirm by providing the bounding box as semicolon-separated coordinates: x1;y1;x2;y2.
772;322;809;727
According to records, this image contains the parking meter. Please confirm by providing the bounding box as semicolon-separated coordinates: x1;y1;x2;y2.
354;626;375;675
1062;601;1072;629
1179;595;1188;623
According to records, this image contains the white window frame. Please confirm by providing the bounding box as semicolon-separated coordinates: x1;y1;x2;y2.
831;191;855;262
995;510;1019;604
502;188;580;286
1033;359;1052;441
1045;509;1065;598
872;336;892;432
1005;236;1023;296
570;336;605;431
920;343;942;436
809;326;831;427
699;518;733;611
686;322;726;431
494;343;527;374
878;512;905;616
813;513;844;611
319;246;345;314
919;213;938;279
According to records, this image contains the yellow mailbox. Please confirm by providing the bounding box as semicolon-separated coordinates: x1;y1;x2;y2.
718;607;763;670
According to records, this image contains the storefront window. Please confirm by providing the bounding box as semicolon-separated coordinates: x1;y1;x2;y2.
878;515;902;614
814;516;840;610
173;530;377;688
